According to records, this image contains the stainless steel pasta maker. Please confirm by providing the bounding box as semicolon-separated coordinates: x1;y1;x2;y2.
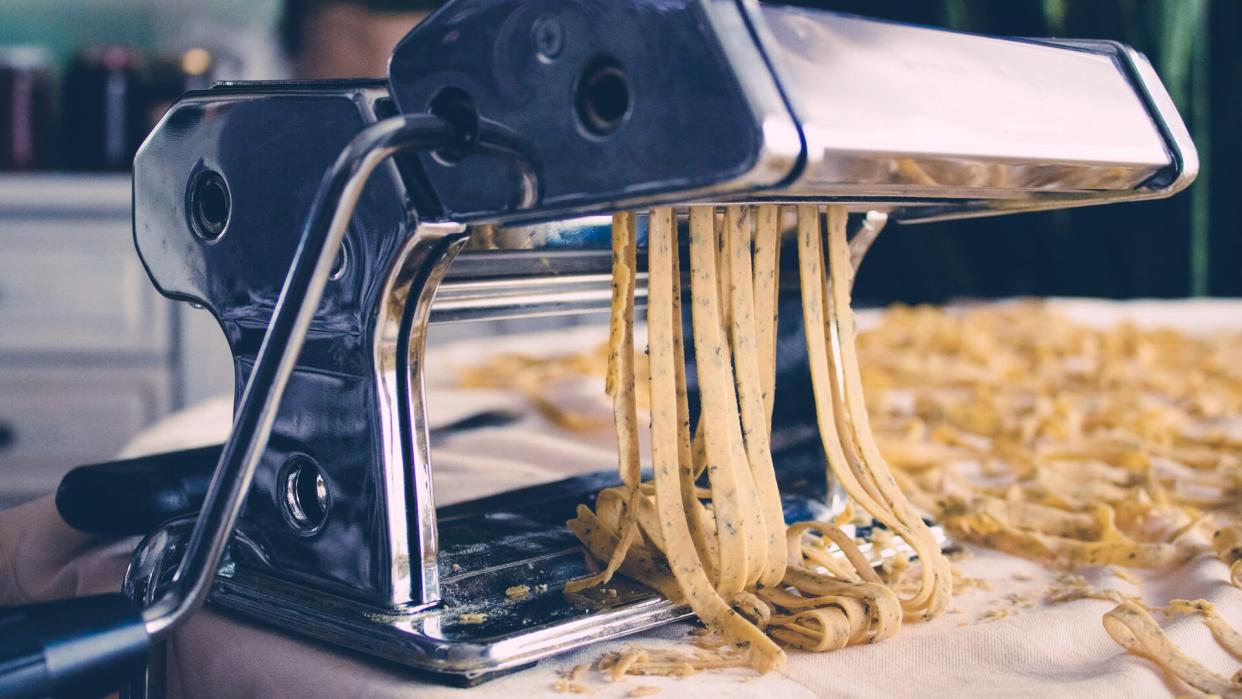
0;2;1196;697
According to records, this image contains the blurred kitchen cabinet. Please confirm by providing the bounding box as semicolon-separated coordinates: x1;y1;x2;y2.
0;173;232;507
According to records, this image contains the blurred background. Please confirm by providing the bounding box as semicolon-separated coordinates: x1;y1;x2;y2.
838;0;1238;305
0;0;1234;505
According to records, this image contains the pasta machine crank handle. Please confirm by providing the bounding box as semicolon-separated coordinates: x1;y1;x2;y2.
137;114;461;643
0;114;474;699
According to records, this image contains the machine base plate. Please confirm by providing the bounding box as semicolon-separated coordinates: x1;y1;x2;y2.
208;451;944;684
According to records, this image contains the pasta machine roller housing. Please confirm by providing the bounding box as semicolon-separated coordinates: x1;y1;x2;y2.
123;0;1195;689
389;0;1195;223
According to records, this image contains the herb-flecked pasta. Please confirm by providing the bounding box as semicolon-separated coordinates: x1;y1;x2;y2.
566;205;936;670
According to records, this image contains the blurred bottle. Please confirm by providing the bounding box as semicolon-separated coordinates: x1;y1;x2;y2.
60;46;142;171
0;46;54;171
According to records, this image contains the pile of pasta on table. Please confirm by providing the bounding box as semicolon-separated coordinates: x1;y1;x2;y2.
459;206;1242;697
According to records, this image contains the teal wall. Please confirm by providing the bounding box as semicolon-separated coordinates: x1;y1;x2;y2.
0;0;280;66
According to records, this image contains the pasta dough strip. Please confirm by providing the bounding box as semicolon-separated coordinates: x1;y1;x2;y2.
797;205;951;620
726;204;787;587
823;206;951;619
752;203;781;425
1103;602;1242;698
948;510;1199;569
664;208;719;580
689;206;758;595
566;212;641;593
1166;599;1242;660
647;204;785;670
690;214;733;483
519;213;1242;682
794;205;893;521
795;208;911;559
786;522;883;585
780;567;901;643
566;505;683;603
567;205;922;671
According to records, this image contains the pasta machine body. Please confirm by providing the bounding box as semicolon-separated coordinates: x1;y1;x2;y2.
112;0;1195;692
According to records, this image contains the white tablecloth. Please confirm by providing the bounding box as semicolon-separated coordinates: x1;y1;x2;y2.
2;299;1240;697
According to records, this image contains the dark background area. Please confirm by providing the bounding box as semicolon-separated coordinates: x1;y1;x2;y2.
4;0;1234;302
789;0;1238;305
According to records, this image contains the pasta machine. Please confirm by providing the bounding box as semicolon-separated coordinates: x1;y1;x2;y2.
0;1;1195;696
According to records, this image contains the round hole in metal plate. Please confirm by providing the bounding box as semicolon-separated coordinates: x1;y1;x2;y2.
574;56;630;138
278;455;331;536
428;86;480;166
188;169;231;242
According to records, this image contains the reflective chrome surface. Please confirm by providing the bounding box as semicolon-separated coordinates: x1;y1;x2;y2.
372;221;468;609
385;0;1193;224
207;456;943;685
433;273;646;323
388;0;801;225
121;519;191;699
124;0;1198;689
753;7;1169;196
134;83;423;606
140;114;461;640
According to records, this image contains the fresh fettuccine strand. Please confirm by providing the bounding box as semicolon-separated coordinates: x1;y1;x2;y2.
1166;599;1242;660
796;205;952;620
688;214;736;481
689;206;765;594
1103;602;1242;698
823;205;952;619
543;205;1242;686
678;205;780;483
726;205;787;587
668;209;720;581
646;206;785;670
566;212;642;593
752;203;781;425
567;205;917;672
